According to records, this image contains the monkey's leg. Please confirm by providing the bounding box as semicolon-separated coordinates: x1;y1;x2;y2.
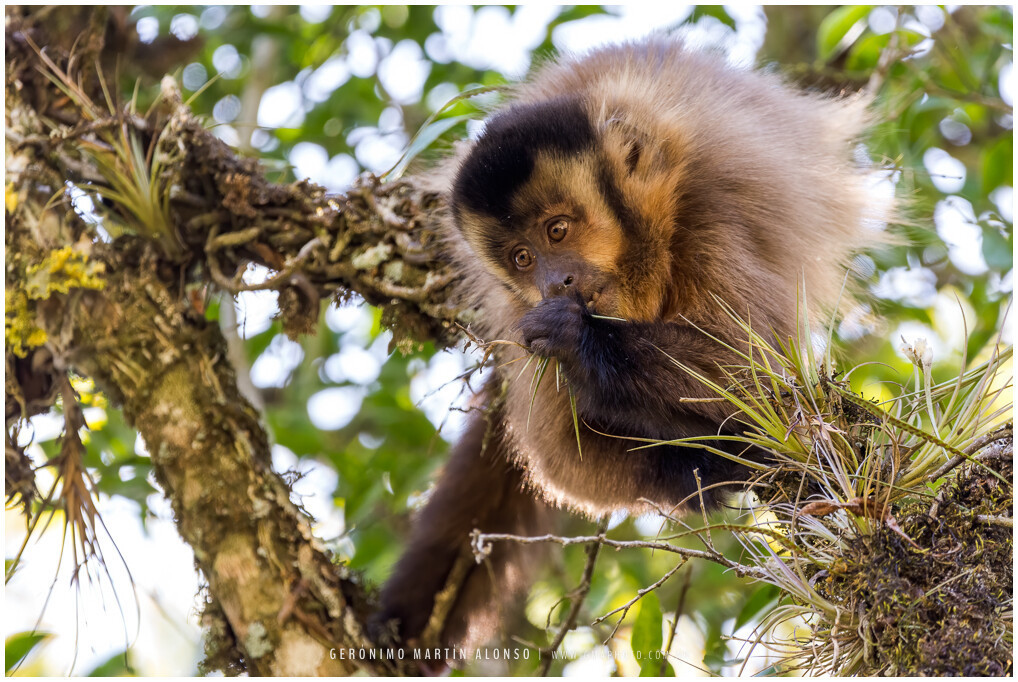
374;403;554;655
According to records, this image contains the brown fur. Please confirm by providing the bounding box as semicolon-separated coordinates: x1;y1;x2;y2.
376;37;888;657
375;391;553;654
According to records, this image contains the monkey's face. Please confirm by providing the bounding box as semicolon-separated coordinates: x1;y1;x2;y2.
451;97;678;322
457;154;623;315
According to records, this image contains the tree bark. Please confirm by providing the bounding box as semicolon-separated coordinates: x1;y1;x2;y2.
5;7;462;675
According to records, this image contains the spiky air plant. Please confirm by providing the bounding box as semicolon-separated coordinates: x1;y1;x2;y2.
33;42;183;257
9;39;188;585
5;377;137;674
656;300;1012;676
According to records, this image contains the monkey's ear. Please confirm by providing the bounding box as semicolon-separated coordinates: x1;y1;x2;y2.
600;117;660;177
623;136;643;174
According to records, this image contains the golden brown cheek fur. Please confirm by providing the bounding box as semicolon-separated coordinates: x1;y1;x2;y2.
513;155;627;274
509;154;678;321
591;111;688;321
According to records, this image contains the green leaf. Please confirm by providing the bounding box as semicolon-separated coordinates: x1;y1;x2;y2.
383;114;471;181
5;631;51;673
816;6;872;62
982;136;1013;195
87;650;134;676
568;386;582;460
982;223;1013;271
734;583;780;631
845;32;890;72
689;6;736;30
631;593;665;676
965;278;1003;360
701;614;728;671
382;84;505;181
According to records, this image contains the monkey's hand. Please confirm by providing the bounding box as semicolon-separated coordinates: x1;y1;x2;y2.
518;296;587;360
521;301;741;430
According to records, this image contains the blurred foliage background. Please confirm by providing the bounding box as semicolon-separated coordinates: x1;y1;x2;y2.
6;5;1012;676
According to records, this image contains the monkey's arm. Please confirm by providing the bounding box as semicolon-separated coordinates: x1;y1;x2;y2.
519;297;745;432
373;396;554;656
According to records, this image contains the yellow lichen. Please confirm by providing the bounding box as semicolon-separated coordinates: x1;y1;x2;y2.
5;289;48;357
83;408;107;431
70;375;94;395
71;375;109;408
7;247;107;357
25;246;107;299
5;182;18;213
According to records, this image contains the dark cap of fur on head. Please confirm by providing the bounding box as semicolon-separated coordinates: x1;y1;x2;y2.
452;96;594;226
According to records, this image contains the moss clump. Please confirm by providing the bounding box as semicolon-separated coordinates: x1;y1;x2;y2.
819;450;1012;676
199;594;248;676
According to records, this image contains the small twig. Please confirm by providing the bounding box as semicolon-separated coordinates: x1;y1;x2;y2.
593;559;687;642
277;579;308;624
537;517;609;676
207;226;263;250
904;41;1012;114
473;531;767;580
420;547;474;648
660;566;692;675
865;16;902;96
974;515;1012;528
927;425;1012;482
291;605;340;648
454;322;529;365
693;468;713;549
207;236;325;294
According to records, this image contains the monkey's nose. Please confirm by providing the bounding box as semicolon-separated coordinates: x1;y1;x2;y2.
548;274;575;297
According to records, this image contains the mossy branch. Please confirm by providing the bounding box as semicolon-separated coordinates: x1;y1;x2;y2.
5;7;462;675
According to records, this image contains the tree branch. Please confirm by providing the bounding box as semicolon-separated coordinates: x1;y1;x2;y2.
473;531;768;581
5;7;456;674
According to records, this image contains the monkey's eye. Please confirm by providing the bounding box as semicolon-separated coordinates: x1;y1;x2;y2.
547;218;569;242
512;246;534;270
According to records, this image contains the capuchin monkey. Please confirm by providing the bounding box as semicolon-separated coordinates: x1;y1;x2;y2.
374;37;885;659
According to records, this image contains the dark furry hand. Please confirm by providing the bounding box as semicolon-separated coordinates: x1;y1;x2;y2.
518;296;587;359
